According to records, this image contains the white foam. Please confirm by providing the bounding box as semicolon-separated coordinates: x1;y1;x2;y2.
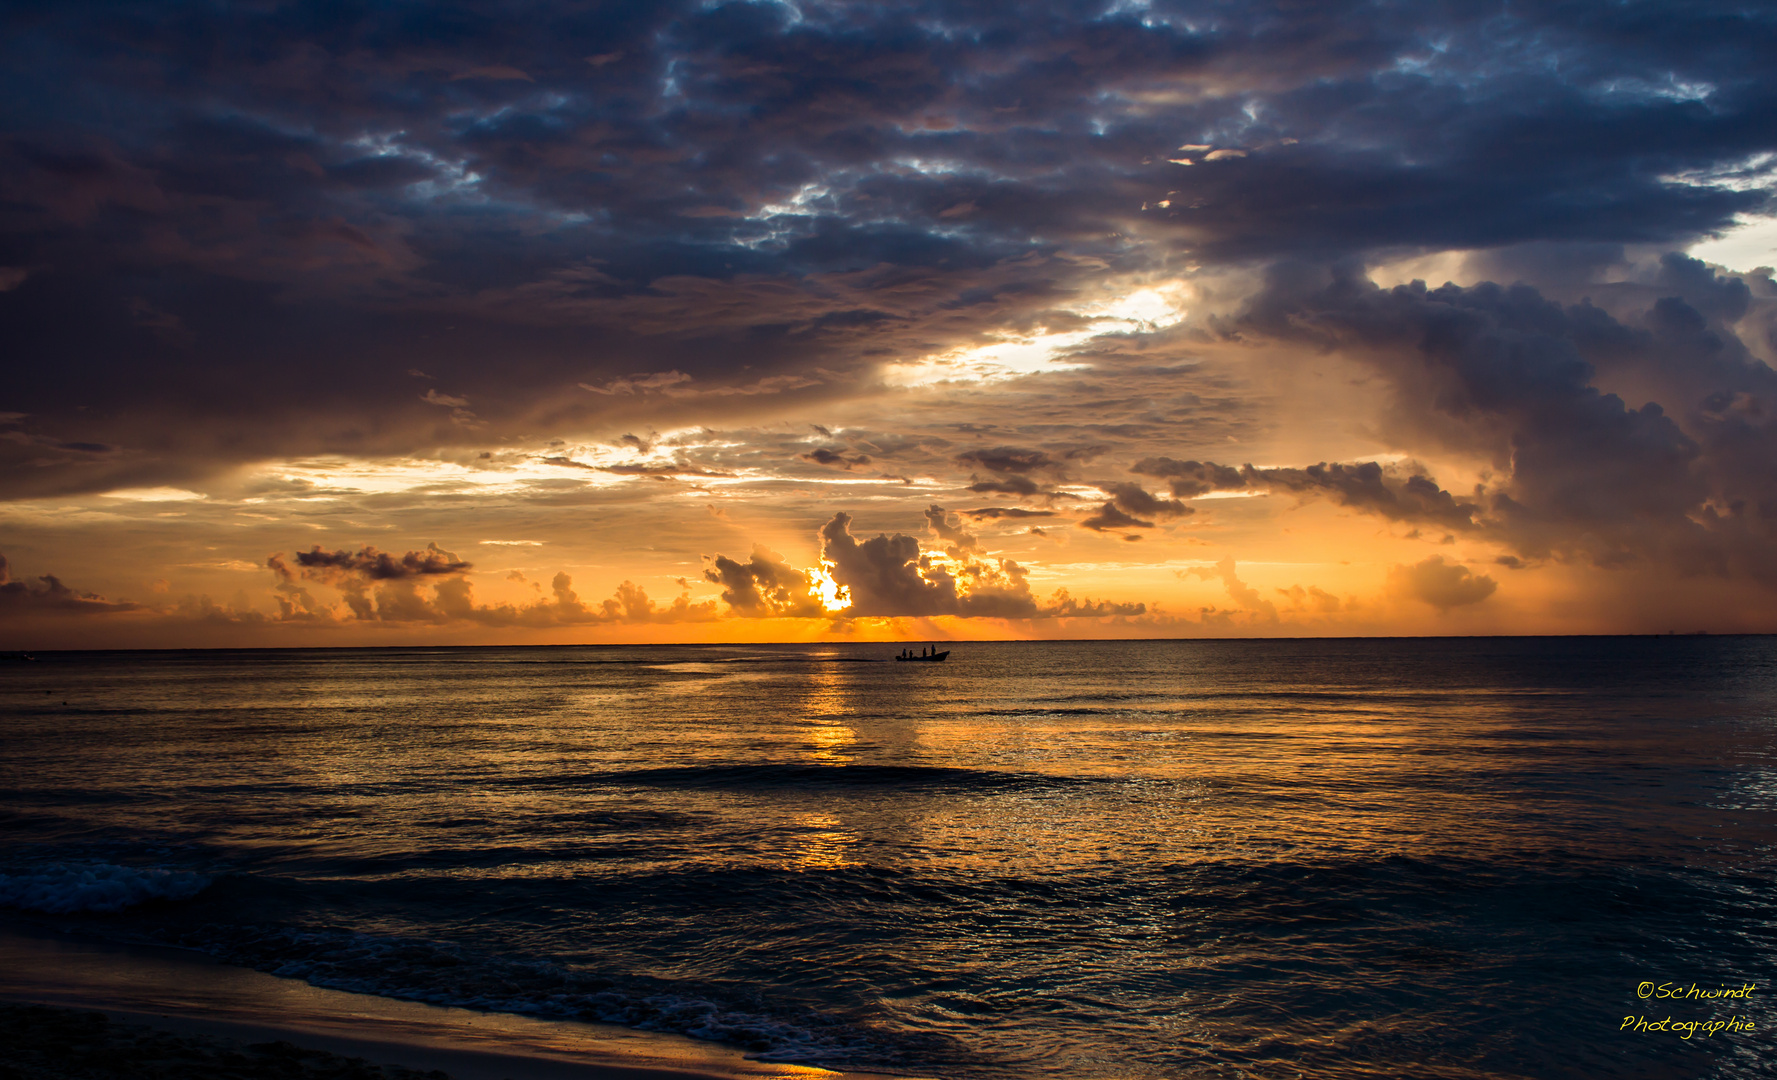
0;862;211;913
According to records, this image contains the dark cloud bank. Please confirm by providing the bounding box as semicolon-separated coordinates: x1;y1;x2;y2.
1143;258;1777;588
3;0;1773;498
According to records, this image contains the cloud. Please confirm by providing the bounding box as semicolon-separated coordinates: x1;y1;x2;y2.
957;507;1056;520
3;0;1772;506
801;447;872;470
956;447;1057;476
1249;463;1477;532
957;446;1069;499
702;546;825;617
1277;584;1343;613
1234;264;1777;585
1388;556;1499;610
269;546;717;626
579;372;694;396
1083;483;1194;532
0;554;140;617
450;65;534;82
291;543;472;581
966;475;1042;497
421;389;471;408
538;455;734;478
1187;558;1278;623
1132;455;1479;531
1079;502;1153;533
705;512;1142;620
4;1;1776;637
1130;459;1251;498
923;504;980;554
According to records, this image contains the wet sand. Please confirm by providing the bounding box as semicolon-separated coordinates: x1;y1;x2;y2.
0;930;918;1080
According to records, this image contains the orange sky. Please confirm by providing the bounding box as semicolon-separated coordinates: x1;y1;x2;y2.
7;255;1776;650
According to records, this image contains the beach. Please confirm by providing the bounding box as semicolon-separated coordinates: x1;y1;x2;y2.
0;929;900;1080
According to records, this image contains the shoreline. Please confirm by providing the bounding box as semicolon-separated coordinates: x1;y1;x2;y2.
0;928;921;1080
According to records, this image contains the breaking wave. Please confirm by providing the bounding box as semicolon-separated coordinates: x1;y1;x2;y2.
0;862;212;914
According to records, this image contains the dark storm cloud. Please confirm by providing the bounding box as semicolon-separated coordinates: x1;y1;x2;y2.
1251;463;1478;533
1132;455;1484;532
1220;262;1777;584
5;1;1770;496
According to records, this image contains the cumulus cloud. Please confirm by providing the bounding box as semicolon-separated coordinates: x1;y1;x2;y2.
1387;556;1499;610
702;546;826;617
707;512;1143;620
1277;584;1344;613
923;504;980;555
1188;558;1278;623
268;545;716;625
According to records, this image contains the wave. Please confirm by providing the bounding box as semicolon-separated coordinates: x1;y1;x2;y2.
582;761;1094;792
0;862;211;914
169;924;930;1070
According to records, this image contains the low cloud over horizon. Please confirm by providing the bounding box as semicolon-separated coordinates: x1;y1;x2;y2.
3;1;1775;647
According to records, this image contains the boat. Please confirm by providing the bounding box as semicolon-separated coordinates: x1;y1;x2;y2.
893;646;950;662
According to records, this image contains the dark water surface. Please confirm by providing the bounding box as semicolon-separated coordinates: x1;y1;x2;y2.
2;638;1773;1078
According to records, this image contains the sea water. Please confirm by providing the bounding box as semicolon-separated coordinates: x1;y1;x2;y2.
1;638;1773;1078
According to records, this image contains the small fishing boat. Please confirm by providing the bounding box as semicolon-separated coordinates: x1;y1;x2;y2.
894;646;950;662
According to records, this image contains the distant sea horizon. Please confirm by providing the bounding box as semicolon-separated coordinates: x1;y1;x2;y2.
8;629;1769;654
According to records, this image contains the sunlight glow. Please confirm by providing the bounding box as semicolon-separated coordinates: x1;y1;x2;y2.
99;487;207;502
1689;215;1777;272
885;284;1189;386
810;564;851;611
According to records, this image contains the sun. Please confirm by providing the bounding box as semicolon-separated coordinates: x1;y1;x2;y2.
808;564;851;612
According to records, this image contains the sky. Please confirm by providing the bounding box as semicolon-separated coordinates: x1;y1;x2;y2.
3;0;1776;648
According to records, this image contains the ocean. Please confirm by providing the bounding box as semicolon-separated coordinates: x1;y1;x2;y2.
1;638;1773;1078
